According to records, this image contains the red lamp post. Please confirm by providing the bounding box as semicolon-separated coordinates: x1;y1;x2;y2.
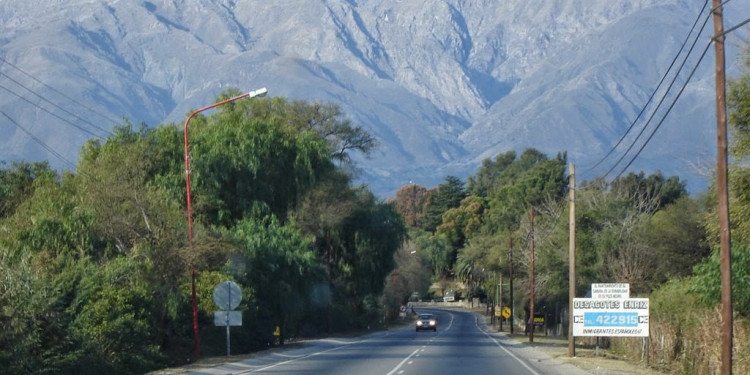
183;87;267;358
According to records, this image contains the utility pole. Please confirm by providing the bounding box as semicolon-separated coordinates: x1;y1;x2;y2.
528;209;535;343
712;1;732;374
499;272;503;331
568;163;576;357
509;236;514;334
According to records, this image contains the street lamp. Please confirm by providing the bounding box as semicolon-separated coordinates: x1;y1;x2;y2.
183;87;268;358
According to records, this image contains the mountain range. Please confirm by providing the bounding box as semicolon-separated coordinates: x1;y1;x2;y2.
1;0;748;198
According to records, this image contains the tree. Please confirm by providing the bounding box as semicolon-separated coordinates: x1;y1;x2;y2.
436;195;485;250
467;151;516;197
422;176;466;232
228;216;320;346
643;197;710;283
190;110;332;227
392;183;429;227
609;171;687;213
482;149;567;232
0;161;57;218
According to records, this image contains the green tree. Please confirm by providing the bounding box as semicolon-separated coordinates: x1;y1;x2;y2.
334;191;406;327
422;176;466;232
643;196;710;283
228;216;320;346
467;151;517;197
610;171;686;213
0;161;57;218
483;149;567;232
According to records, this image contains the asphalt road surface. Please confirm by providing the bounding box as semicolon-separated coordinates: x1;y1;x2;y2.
175;308;593;375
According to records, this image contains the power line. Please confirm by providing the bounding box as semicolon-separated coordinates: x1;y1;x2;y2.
0;109;79;171
0;82;107;139
0;71;113;137
612;37;713;179
601;11;713;180
0;56;121;126
583;0;710;177
610;13;750;181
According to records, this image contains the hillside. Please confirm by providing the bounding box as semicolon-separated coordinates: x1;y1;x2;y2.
0;0;748;197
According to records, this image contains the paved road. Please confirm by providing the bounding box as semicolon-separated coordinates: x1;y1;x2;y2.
175;308;592;375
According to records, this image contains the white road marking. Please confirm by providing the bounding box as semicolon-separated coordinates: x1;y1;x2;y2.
475;317;543;375
386;349;421;375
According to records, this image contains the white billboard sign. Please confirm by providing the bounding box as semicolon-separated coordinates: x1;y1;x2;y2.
573;298;649;337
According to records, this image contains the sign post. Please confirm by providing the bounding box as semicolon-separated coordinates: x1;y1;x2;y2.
213;281;243;356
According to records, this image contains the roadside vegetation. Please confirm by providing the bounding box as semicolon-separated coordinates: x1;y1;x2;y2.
0;96;405;374
2;52;750;375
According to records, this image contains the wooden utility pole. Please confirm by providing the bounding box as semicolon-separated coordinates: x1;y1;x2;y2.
568;164;576;357
528;209;535;343
712;1;732;374
509;236;515;334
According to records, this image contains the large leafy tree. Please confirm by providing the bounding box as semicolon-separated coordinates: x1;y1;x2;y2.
422;176;466;232
482;149;567;233
392;183;429;227
227;216;320;346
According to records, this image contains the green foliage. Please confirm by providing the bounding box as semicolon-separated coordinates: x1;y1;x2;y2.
436;195;485;250
609;171;686;213
691;244;750;317
414;230;452;278
650;278;702;332
0;161;57;218
643;197;709;282
728;52;750;160
422;176;466;232
0;91;400;373
483;149;567;232
227;215;321;344
467;151;516;197
69;257;164;374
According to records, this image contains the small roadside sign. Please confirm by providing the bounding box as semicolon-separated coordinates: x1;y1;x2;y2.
214;311;242;326
213;281;242;311
501;306;512;319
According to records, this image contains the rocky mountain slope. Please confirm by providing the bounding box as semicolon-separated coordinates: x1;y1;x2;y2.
0;0;747;197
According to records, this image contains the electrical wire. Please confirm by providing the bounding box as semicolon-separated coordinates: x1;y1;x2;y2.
0;82;107;139
611;14;750;180
0;109;79;171
601;12;713;180
582;0;710;177
0;56;121;126
612;40;713;179
0;71;113;138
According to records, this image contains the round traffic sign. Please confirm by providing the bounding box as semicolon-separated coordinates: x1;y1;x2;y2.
213;281;242;311
501;306;512;319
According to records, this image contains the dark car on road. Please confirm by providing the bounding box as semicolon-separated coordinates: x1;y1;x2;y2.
415;313;437;332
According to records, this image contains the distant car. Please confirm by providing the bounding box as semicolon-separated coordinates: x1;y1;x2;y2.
415;313;437;332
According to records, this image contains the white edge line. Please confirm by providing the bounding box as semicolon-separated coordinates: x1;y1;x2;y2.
475;316;543;375
237;339;363;374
